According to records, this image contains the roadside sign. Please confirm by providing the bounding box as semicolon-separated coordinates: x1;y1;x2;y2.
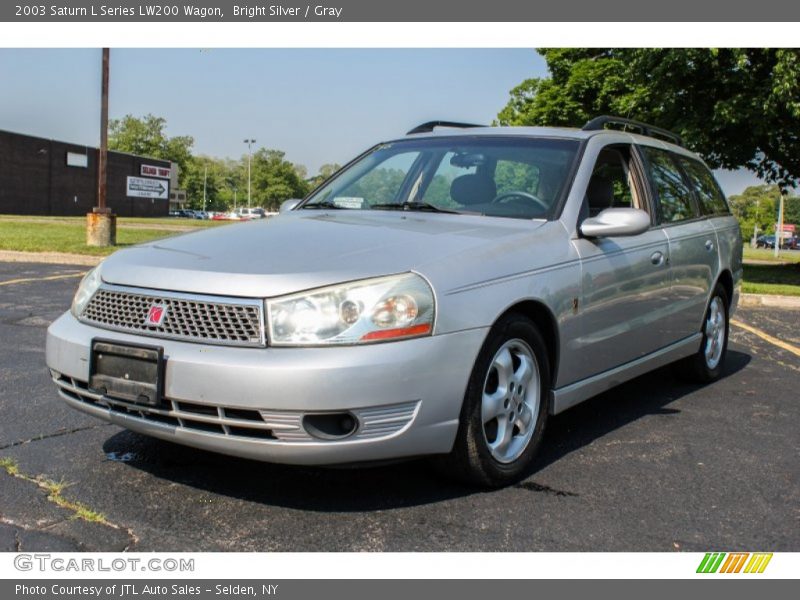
127;176;169;199
66;152;88;168
141;164;171;178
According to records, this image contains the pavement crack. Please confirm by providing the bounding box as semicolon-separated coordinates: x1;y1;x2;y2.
514;481;579;497
13;528;21;552
0;458;138;551
0;422;112;451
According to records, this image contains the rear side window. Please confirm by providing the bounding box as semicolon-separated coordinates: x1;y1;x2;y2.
641;146;698;223
677;157;730;216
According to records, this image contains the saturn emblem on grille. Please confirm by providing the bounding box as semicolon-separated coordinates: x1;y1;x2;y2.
144;304;168;326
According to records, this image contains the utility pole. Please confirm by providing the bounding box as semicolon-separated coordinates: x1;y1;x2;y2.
774;192;785;259
203;163;208;212
87;48;115;246
244;139;255;209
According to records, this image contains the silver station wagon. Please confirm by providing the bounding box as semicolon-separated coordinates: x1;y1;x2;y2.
46;117;742;486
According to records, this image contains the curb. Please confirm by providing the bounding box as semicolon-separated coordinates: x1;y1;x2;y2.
0;250;103;266
739;293;800;309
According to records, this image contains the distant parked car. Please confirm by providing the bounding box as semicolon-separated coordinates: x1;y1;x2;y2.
756;235;776;249
235;208;262;220
757;235;797;250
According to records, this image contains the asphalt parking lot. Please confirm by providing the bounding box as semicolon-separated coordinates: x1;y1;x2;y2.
0;262;798;552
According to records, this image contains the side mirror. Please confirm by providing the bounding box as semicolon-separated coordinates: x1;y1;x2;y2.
279;199;302;213
580;208;651;238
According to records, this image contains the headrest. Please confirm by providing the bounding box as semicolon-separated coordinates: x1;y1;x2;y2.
450;174;497;206
586;176;615;211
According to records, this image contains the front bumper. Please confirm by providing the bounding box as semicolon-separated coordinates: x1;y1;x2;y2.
46;312;487;465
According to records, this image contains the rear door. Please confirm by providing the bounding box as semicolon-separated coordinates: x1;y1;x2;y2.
677;155;742;308
639;146;718;345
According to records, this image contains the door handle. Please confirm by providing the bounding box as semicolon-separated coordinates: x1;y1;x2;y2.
705;240;715;251
650;251;664;266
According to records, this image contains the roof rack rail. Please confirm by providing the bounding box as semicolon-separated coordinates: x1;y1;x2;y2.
582;115;683;146
406;121;485;135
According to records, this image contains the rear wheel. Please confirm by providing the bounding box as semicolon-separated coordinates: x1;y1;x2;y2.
676;284;729;383
440;314;550;487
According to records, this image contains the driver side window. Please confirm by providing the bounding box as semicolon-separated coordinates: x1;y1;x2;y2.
420;151;476;209
582;146;641;220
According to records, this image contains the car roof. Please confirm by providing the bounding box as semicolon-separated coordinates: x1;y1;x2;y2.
399;125;694;158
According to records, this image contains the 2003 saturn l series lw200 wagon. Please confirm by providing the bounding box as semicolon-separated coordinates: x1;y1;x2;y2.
46;117;743;486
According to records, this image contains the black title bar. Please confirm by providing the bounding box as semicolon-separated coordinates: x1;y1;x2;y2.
2;0;799;22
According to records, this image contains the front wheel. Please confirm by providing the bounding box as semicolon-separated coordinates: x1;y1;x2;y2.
439;315;550;487
676;284;729;383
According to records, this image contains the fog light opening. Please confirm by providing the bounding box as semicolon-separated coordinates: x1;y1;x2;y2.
303;412;358;440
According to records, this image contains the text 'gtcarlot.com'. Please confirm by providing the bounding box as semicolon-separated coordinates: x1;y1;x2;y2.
13;554;194;572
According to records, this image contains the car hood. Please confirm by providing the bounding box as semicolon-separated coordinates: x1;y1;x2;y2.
100;211;547;297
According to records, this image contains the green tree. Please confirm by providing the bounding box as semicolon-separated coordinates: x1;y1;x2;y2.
108;114;194;186
183;156;228;211
250;149;310;210
782;196;800;227
307;163;342;190
728;185;780;241
498;49;800;188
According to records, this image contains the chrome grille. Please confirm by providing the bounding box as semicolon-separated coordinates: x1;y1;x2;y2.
80;285;265;347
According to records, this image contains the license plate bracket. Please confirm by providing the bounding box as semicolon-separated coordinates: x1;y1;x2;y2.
89;339;165;406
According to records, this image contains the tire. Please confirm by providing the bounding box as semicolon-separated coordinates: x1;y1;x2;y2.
438;314;550;487
676;283;729;383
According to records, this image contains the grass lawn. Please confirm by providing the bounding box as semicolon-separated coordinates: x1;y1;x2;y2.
0;220;194;256
742;246;800;264
741;246;800;295
742;262;800;296
0;214;224;229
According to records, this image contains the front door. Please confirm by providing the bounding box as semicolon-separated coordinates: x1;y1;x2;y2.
572;145;672;383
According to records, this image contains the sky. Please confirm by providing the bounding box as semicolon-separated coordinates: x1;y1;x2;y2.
0;48;766;195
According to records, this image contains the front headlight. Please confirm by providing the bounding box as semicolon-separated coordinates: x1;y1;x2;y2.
70;265;103;318
266;273;435;346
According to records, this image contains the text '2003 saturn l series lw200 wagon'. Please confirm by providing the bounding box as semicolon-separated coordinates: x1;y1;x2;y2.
46;117;742;486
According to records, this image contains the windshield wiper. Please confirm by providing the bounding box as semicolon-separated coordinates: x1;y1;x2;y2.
371;201;461;214
301;200;346;210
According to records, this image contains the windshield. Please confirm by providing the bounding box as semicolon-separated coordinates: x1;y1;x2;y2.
301;137;580;219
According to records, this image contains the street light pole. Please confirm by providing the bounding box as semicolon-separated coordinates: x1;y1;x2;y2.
752;198;760;248
244;139;256;209
203;163;208;212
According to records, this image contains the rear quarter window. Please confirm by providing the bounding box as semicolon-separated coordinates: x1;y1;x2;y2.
677;157;731;216
641;146;698;223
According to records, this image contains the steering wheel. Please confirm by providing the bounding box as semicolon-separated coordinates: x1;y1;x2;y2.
491;191;549;213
